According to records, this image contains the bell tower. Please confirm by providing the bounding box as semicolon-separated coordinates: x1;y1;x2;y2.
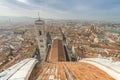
35;16;46;60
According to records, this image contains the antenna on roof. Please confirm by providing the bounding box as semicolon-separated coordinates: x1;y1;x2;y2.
38;12;40;20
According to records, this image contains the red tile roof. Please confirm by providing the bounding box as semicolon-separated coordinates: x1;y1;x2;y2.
46;39;66;62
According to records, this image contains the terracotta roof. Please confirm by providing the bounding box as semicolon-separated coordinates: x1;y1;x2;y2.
35;62;114;80
46;39;66;62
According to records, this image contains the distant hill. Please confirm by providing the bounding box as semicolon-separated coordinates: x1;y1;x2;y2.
0;16;35;23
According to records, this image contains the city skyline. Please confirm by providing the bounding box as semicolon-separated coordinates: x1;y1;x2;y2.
0;0;120;21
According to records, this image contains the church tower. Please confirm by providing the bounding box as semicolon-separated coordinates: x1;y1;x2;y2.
35;17;46;60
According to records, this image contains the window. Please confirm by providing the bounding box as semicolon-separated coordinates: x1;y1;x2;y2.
40;40;43;42
39;31;42;35
41;45;44;48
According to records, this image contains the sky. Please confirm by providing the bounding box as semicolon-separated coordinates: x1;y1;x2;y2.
0;0;120;21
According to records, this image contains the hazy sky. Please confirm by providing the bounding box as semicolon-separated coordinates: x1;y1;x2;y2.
0;0;120;21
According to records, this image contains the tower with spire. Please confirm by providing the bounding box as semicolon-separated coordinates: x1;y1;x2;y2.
35;13;47;60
